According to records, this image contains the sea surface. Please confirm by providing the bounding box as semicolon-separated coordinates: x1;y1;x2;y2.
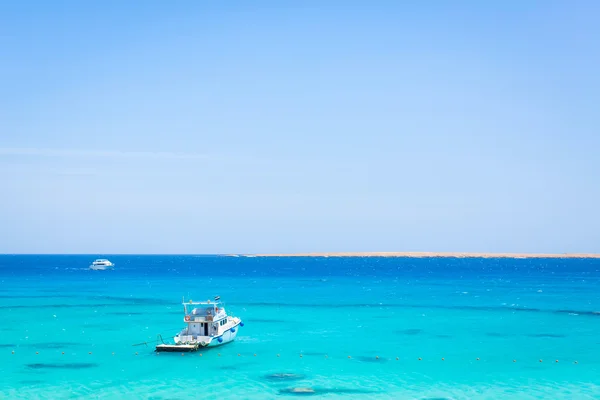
0;255;599;399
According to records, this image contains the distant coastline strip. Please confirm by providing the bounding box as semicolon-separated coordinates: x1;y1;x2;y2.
231;252;600;259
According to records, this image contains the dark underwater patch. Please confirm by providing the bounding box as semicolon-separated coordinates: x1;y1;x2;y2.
230;302;600;319
107;312;144;315
265;373;306;381
555;310;600;317
278;387;317;396
220;361;257;371
26;363;98;370
279;387;376;396
0;295;71;299
0;302;166;310
355;355;388;363
0;303;107;309
0;343;16;348
28;342;83;349
526;333;566;338
396;328;423;335
87;295;168;305
435;334;453;339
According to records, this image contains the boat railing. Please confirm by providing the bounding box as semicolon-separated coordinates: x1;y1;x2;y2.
185;314;215;322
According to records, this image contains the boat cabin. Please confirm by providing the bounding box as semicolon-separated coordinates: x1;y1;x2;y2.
177;299;233;343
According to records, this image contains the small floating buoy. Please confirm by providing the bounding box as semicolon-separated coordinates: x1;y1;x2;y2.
36;352;39;355
539;359;543;363
300;354;303;358
476;358;480;361
396;357;399;360
112;352;115;356
237;353;241;357
11;351;14;354
254;353;257;357
376;356;379;359
513;359;516;362
62;352;65;355
181;353;184;356
199;353;203;357
218;353;221;357
135;352;138;355
418;357;422;361
347;356;351;359
441;358;445;361
574;361;578;364
555;360;559;363
88;352;92;355
277;354;280;357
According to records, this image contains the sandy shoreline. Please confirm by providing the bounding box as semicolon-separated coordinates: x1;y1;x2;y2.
240;252;600;259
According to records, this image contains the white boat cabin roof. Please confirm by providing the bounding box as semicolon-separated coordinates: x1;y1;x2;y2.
183;300;222;306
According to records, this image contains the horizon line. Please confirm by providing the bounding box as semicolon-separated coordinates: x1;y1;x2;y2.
1;251;600;259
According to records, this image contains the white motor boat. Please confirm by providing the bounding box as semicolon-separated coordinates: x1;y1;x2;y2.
156;296;243;352
89;259;114;270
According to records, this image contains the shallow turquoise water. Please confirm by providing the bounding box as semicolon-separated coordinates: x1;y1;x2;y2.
0;255;599;399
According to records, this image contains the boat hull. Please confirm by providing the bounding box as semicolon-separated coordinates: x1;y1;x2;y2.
203;324;239;347
90;265;114;270
156;321;241;352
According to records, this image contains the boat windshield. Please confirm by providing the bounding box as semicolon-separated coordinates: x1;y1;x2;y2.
189;306;216;316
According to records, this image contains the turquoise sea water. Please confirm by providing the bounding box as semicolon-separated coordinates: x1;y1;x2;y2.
0;255;599;399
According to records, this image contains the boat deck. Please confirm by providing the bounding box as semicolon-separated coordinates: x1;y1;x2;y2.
155;344;201;352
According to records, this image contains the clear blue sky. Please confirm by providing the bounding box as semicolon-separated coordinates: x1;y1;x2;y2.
1;0;598;254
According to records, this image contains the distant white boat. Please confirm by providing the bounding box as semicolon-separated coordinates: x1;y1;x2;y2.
90;259;114;270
